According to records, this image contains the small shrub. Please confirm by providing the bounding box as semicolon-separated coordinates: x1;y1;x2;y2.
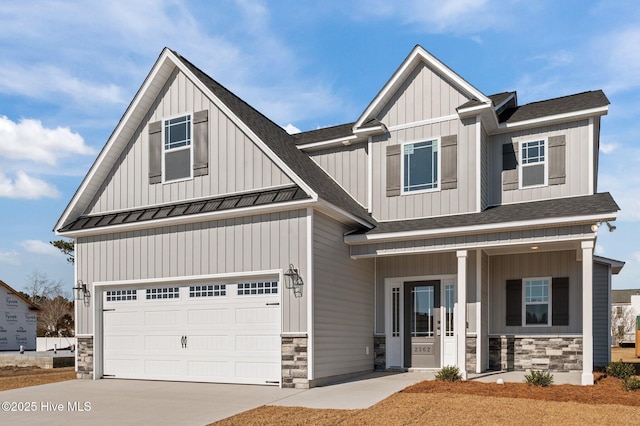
623;376;640;391
435;365;462;382
606;360;636;380
524;370;554;387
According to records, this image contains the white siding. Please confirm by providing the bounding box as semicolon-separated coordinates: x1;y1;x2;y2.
489;251;582;335
76;210;308;335
312;212;374;379
487;120;592;206
88;69;292;214
309;144;368;208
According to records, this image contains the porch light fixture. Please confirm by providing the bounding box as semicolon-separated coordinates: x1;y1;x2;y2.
73;280;91;306
605;222;616;232
284;264;304;298
592;221;616;233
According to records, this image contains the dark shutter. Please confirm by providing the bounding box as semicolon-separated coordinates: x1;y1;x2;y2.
552;277;570;326
505;279;522;326
193;110;209;177
548;135;566;185
148;121;162;184
502;143;518;191
386;144;401;197
441;135;457;190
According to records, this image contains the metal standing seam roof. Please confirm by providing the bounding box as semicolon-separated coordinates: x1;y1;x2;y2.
356;192;619;236
59;186;310;232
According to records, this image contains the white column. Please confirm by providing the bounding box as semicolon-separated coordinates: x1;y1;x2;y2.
581;240;594;385
457;250;468;379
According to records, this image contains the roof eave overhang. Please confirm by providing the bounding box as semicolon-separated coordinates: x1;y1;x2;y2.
344;211;617;245
491;106;609;135
315;198;375;230
594;255;626;275
297;135;360;151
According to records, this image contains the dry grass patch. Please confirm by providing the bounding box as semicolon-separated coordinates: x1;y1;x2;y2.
0;366;76;391
611;345;639;363
214;374;640;425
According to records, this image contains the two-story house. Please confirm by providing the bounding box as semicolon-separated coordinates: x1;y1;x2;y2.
56;45;622;387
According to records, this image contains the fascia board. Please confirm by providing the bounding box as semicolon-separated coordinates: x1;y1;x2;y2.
492;106;609;134
55;48;175;231
354;46;489;129
297;135;359;151
344;212;617;245
315;198;374;229
56;199;315;238
94;269;282;287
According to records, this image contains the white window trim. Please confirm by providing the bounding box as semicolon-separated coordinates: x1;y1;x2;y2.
400;137;441;195
522;276;552;327
518;138;548;189
162;111;194;184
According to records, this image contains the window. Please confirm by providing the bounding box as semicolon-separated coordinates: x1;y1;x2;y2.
146;287;180;300
189;284;226;298
237;281;278;296
106;289;137;301
445;284;455;337
520;140;546;188
523;278;551;326
163;114;192;182
402;139;439;193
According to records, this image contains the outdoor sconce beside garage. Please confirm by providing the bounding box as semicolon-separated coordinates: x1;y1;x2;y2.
284;264;304;298
74;280;91;306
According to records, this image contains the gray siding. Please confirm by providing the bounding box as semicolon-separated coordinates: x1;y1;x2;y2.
88;69;292;214
373;251;477;334
489;251;582;334
75;210;308;335
309;144;368;208
371;118;479;221
480;250;489;370
312;212;374;379
593;262;610;367
487;120;592;206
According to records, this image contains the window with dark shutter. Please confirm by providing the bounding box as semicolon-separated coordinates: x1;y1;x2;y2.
441;135;457;190
386;144;401;197
148;121;162;184
552;277;569;326
548;135;566;185
502;143;518;191
505;279;522;326
193;110;209;177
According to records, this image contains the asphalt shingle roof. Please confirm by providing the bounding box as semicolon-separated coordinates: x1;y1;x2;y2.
358;192;618;235
174;51;373;226
499;90;609;123
292;122;355;146
612;289;640;304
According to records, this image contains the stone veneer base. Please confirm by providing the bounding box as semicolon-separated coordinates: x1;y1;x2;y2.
489;335;582;372
76;336;94;379
281;334;308;389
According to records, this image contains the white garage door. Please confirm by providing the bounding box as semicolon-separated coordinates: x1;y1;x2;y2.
102;281;281;385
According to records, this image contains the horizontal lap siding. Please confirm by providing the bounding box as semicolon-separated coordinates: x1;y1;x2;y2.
593;262;610;367
309;144;368;208
313;213;374;379
487;120;591;206
489;251;581;335
89;70;292;214
75;210;307;335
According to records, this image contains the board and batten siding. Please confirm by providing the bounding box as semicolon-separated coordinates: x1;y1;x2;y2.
88;69;292;215
489;250;582;335
371;118;479;221
75;210;307;335
312;212;374;380
309;144;368;208
487;120;592;206
593;262;610;367
374;251;479;334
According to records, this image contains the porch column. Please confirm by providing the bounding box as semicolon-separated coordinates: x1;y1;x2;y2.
456;250;467;379
581;241;594;385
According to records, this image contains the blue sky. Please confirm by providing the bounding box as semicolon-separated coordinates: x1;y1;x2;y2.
0;0;638;293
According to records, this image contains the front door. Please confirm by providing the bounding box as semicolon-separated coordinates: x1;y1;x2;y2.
404;281;441;368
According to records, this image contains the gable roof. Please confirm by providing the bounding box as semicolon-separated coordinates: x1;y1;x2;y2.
498;90;609;124
0;280;39;311
292;122;355;146
612;289;640;304
56;48;374;233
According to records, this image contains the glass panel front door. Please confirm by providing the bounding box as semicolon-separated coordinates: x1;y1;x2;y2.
404;280;441;368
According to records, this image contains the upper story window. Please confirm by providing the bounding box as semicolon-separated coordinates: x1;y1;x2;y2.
402;139;439;193
163;114;193;182
520;140;546;188
523;277;551;326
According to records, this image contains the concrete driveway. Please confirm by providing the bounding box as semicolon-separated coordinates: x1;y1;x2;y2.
0;372;426;425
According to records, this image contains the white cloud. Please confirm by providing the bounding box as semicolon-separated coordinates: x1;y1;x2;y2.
600;142;619;154
0;171;60;199
283;123;301;134
20;240;60;256
600;27;640;94
634;252;640;263
0;116;94;166
0;250;20;266
530;51;574;69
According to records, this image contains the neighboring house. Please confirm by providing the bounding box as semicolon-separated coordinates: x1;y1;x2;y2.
612;289;640;344
0;280;38;351
55;45;623;387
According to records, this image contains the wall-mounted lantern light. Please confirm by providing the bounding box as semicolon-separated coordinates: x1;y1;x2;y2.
283;264;304;298
74;280;91;306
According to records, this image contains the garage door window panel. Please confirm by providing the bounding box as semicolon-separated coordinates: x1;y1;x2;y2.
189;284;226;298
106;289;137;302
146;287;180;300
237;281;278;295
